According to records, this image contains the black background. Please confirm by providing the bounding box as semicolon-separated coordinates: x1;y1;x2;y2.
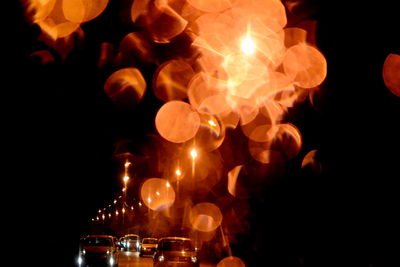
10;0;400;266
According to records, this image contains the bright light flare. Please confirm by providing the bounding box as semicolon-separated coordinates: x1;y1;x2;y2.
241;31;256;55
190;148;198;159
124;161;131;167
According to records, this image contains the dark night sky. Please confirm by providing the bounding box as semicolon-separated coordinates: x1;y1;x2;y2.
10;1;400;266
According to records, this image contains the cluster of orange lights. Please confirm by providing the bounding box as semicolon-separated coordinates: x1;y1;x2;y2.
29;1;400;266
26;0;109;40
27;1;330;265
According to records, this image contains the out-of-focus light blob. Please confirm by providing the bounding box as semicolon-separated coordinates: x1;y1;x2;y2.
240;113;273;141
104;68;146;108
30;50;55;65
130;0;151;22
220;111;240;129
217;256;246;267
189;202;222;232
232;0;287;32
97;42;114;68
141;178;176;211
192;113;225;152
118;32;155;65
224;53;267;99
188;73;228;112
284;27;307;48
28;0;56;22
382;53;400;97
283;43;327;89
301;149;322;175
198;94;232;116
153;59;195;102
63;0;109;23
155;101;200;143
248;140;274;164
272;123;302;160
228;165;243;197
190;148;198;159
187;0;233;13
131;0;188;43
33;0;81;39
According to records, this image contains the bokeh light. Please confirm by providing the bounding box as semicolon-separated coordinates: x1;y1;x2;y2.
140;178;176;211
131;0;188;43
301;149;323;175
155;101;200;143
153;59;195;102
228;165;243;197
189;202;222;232
383;53;400;97
104;67;147;108
63;0;109;23
217;256;246;267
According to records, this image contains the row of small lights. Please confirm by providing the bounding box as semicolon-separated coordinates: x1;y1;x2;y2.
90;148;198;222
91;160;136;222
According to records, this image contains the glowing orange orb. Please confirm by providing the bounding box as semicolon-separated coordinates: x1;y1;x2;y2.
140;178;176;211
217;256;246;267
189;202;222;232
155;101;200;143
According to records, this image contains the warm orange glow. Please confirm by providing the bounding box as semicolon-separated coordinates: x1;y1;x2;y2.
283;43;327;88
104;68;146;108
124;161;131;168
217;256;246;267
28;0;56;21
301;149;322;175
193;113;226;152
190;148;198;159
62;0;108;23
240;26;256;56
153;59;195;102
208;120;217;127
228;165;243;197
189;202;222;232
23;0;331;242
30;50;55;65
155;101;200;143
118;32;155;65
187;0;233;13
383;53;400;97
131;0;188;43
141;178;176;211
